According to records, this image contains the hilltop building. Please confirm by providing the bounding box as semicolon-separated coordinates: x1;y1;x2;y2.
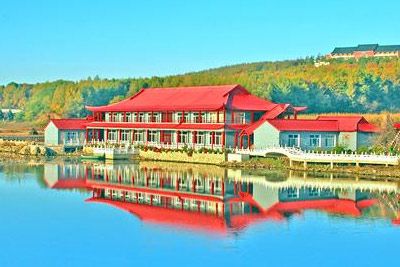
45;84;379;151
328;44;400;59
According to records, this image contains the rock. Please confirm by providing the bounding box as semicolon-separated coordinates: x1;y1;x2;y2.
29;145;41;155
19;146;31;155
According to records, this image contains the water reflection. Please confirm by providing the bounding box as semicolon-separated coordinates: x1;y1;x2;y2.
42;161;400;233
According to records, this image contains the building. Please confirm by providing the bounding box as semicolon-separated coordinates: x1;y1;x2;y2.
328;44;400;59
246;115;379;151
44;118;88;150
84;84;308;149
47;84;378;151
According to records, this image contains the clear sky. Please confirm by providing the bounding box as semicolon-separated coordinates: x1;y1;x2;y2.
1;0;399;84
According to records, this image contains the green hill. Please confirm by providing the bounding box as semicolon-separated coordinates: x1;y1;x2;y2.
1;56;400;122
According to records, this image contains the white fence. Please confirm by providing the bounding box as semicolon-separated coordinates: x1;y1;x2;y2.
233;146;400;166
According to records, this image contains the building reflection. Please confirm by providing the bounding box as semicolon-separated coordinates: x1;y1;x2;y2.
43;161;400;233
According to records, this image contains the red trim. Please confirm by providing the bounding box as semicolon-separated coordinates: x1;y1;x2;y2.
86;122;225;130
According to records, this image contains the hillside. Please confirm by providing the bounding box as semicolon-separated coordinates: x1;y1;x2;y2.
1;56;400;123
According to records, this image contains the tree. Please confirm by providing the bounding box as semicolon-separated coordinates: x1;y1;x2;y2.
0;111;4;121
6;110;14;121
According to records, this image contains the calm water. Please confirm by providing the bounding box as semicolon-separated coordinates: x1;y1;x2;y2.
0;160;399;267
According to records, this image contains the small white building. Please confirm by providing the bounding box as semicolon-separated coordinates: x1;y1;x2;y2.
44;119;88;149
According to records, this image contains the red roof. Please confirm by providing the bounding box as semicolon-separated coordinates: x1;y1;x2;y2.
230;94;276;111
48;118;88;130
240;104;291;135
86;122;224;130
267;119;340;132
86;198;228;234
317;115;379;132
86;84;246;112
242;116;379;134
394;123;400;129
269;198;376;217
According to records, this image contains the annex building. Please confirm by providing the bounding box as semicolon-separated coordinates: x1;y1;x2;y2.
45;84;379;151
328;44;400;59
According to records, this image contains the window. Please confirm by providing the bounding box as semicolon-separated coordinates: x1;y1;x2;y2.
108;130;118;141
175;112;182;123
111;113;118;122
179;131;190;144
183;112;190;123
66;131;77;141
138;113;145;122
148;130;159;143
235;112;246;124
201;112;209;123
308;188;319;197
146;113;152;122
288;134;299;147
126;113;132;122
153;113;161;123
206;132;213;145
132;113;137;122
215;132;222;145
324;135;336;147
196;131;205;144
309;134;321;148
105;113;111;122
121;130;131;142
134;130;145;142
192;112;199;123
287;188;298;198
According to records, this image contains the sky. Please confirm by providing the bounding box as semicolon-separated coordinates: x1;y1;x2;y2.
0;0;399;85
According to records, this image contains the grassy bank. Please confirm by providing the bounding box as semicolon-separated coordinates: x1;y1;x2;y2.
223;156;400;179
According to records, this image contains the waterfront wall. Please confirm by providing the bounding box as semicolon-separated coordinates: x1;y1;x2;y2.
139;150;226;164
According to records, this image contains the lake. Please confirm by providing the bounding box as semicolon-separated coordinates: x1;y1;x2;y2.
0;160;399;267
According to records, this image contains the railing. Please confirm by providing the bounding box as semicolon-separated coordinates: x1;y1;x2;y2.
63;139;83;146
233;146;400;166
0;135;44;143
86;140;223;150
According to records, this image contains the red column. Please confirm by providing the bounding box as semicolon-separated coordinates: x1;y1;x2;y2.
123;112;126;122
192;131;196;148
105;129;109;141
146;129;149;145
222;180;225;196
211;180;214;195
222;131;225;148
181;111;185;123
119;129;122;142
231;111;234;124
199;111;202;123
176;131;180;148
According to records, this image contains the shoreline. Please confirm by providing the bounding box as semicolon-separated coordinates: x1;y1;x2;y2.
1;151;400;180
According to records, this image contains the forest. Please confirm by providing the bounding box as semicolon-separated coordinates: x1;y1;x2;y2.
1;56;400;123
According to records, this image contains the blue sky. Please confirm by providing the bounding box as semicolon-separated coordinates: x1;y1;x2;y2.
1;0;399;84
